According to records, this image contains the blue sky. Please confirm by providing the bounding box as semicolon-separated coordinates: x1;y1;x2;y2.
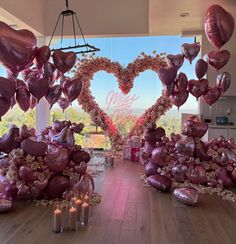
0;35;198;113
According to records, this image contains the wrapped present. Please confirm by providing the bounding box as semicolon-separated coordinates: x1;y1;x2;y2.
123;145;131;160
131;147;140;162
131;136;141;148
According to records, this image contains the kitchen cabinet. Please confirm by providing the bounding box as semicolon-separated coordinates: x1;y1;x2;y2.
202;126;236;142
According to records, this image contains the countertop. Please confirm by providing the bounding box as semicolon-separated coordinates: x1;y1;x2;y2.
208;124;236;129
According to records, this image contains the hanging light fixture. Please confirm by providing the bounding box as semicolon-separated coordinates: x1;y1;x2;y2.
48;0;100;54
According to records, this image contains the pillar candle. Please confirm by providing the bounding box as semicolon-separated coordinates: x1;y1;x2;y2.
53;207;62;233
75;198;82;222
82;202;90;225
69;207;77;231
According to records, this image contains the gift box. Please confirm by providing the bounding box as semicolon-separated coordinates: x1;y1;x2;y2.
130;147;140;162
122;145;131;160
131;136;141;148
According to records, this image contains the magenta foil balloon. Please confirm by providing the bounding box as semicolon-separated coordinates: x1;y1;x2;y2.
63;78;83;102
217;72;231;93
145;161;159;177
181;43;200;64
47;176;70;199
0;199;13;213
173;187;199;206
16;87;30;112
171;164;187;182
203;86;221;106
182;120;208;138
21;138;47;157
0;97;11;121
188;79;208;99
176;72;188;92
35;46;51;69
45;85;62;108
166;54;184;69
157;67;177;86
204;5;235;49
151;147;168;166
195;59;208;79
58;97;70;111
207;50;230;71
0;21;37;75
147;174;172;192
0;76;16;100
170;90;189;109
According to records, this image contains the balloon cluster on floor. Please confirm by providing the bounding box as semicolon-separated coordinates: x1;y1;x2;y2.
143;118;236;206
0;21;83;120
0;120;94;212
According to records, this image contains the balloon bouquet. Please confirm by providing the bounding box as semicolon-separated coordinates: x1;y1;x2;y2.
0;120;94;212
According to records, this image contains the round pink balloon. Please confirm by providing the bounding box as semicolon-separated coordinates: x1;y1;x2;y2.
182;120;208;138
151;147;168;166
204;5;235;49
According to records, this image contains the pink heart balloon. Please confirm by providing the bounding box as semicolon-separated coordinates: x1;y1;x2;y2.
145;161;159;177
35;46;51;69
10;95;16;108
183;120;208;138
70;150;90;164
58;97;70;111
16;79;27;89
217;167;232;187
0;126;20;153
0;199;13;213
166;54;184;69
151;147;168;166
217;72;231;93
207;50;230;71
171;164;187;182
45;85;62;108
175;72;188;92
173;187;199;206
186;165;207;184
175;136;195;156
157;67;177;86
0;76;16;99
0;97;11;121
29;95;37;109
19;166;37;182
22;67;42;82
27;77;49;102
147;174;172;192
33;179;48;192
170;90;189;109
181;42;200;64
44;148;69;173
203;86;221;106
53;50;76;74
63;78;83;102
0;21;37;76
43;62;56;86
188;78;208;99
195;59;208;79
163;82;175;97
16;87;30;112
204;5;235;49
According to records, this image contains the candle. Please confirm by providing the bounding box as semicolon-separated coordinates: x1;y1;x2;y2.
53;207;62;233
82;202;90;225
75;198;82;222
83;194;90;204
69;207;77;231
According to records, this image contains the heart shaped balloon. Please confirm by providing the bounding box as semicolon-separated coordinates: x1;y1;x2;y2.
35;46;51;69
171;164;187;182
166;54;184;69
207;50;230;71
16;87;30;112
45;85;62;108
186;165;207;184
188;79;208;99
182;120;208;138
163;82;175;97
173;187;199;206
29;95;37;109
170;90;189;109
0;21;37;76
63;78;83;103
181;42;200;64
19;166;37;182
0;199;13;213
175;72;188;92
217;72;231;93
58;97;70;111
204;5;235;49
203;86;221;106
157;67;177;86
0;97;11;121
145;161;159;177
43;62;56;85
175;136;195;156
195;59;208;79
151;147;169;166
33;179;48;192
147;174;172;192
27;77;49;102
53;50;76;74
0;76;16;99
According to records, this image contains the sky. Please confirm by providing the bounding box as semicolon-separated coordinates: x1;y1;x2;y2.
0;35;199;114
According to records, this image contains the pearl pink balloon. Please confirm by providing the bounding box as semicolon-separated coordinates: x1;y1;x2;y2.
145;161;159;177
63;78;83;102
203;86;221;106
44;148;69;173
58;97;70;111
35;46;51;69
173;187;199;206
166;54;184;69
16;87;30;112
157;67;177;86
186;165;207;184
182;120;208;138
53;50;76;74
147;174;172;192
0;199;13;213
217;72;231;93
171;164;187;182
170;90;189;109
151;147;168;166
0;76;16;99
181;42;200;64
204;5;235;49
175;136;195;156
0;21;37;76
0;126;20;153
207;50;230;71
47;176;70;199
195;59;208;79
175;72;188;92
27;77;49;102
0;97;11;121
45;85;62;108
188;78;208;99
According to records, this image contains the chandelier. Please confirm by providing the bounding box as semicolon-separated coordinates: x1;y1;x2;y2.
48;0;100;54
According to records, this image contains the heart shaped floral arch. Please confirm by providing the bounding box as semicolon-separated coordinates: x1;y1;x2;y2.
75;53;173;150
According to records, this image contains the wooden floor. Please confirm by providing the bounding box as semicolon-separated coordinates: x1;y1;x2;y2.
1;159;236;244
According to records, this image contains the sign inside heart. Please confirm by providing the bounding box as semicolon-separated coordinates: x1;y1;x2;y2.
76;55;173;149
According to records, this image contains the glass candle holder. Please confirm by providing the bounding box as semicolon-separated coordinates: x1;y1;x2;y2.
52;204;62;233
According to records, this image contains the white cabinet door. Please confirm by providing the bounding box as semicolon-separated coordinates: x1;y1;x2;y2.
208;128;229;140
229;129;236;141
